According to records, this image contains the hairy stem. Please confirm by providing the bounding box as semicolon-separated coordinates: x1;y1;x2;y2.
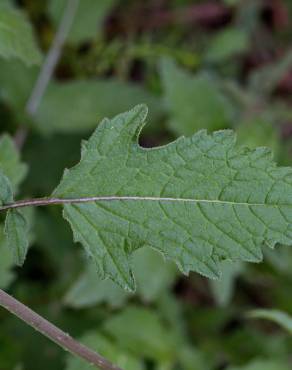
0;289;122;370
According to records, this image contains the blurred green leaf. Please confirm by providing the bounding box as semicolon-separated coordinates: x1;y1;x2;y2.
0;224;14;289
160;59;233;136
236;118;280;159
248;50;292;96
103;306;178;363
264;245;292;274
0;134;28;192
0;59;37;111
206;27;249;63
0;4;41;65
0;62;162;135
64;263;128;309
210;260;244;307
132;247;177;302
49;0;117;43
248;309;292;334
35;80;162;133
64;247;177;308
178;346;211;370
228;359;291;370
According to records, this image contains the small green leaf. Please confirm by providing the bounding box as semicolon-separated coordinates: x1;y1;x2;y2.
0;170;13;205
0;134;30;266
0;134;28;191
160;59;233;136
4;209;29;266
65;332;144;370
0;224;14;289
247;309;292;334
0;5;41;65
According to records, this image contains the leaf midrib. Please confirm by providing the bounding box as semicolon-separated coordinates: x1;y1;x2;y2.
0;195;289;212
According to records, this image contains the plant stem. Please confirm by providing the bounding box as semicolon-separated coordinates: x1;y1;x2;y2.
15;0;80;149
0;289;122;370
26;0;80;116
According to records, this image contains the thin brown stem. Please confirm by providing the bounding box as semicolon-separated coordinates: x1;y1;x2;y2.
0;289;122;370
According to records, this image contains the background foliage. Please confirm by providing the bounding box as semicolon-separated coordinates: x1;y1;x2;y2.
1;0;292;369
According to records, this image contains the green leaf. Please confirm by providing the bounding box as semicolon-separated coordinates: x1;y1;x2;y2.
0;134;28;191
54;104;292;291
0;4;41;65
247;309;292;334
210;260;243;307
0;63;162;134
205;27;249;63
248;50;292;96
0;59;37;111
160;59;233;136
35;80;162;134
49;0;117;43
236;118;280;159
64;263;128;308
228;359;291;370
65;332;144;370
132;247;177;302
0;224;14;289
264;245;292;274
0;134;30;266
0;170;13;205
4;209;29;266
178;346;211;370
64;247;177;308
103;306;177;363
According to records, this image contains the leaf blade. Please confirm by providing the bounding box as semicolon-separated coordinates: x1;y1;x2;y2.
54;105;292;290
4;209;29;266
0;5;41;65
